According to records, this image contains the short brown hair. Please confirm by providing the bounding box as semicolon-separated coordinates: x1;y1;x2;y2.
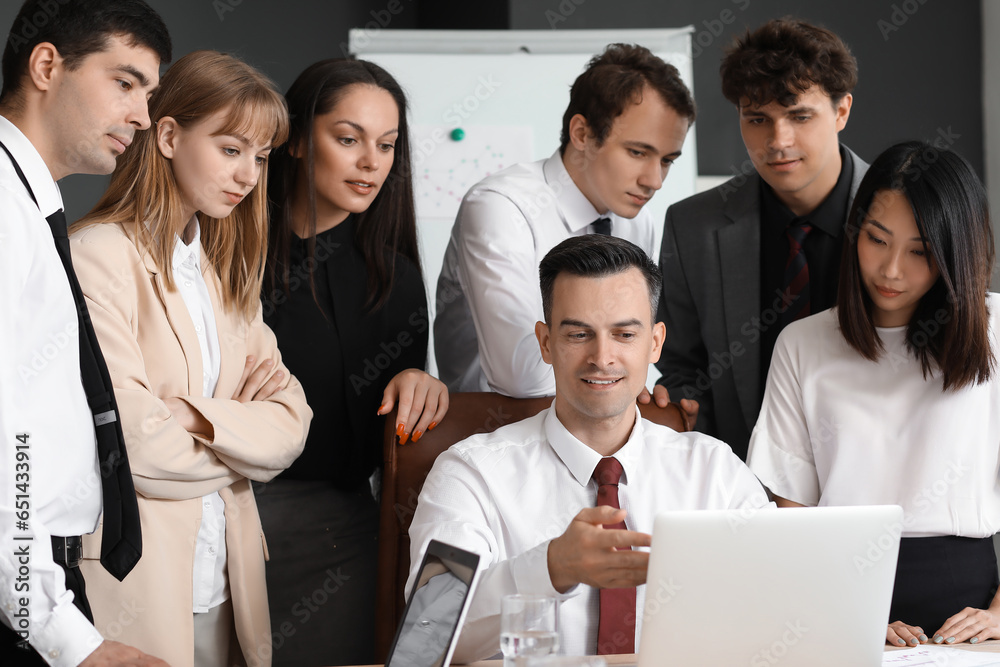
720;18;857;108
1;0;171;105
559;43;695;154
540;235;661;324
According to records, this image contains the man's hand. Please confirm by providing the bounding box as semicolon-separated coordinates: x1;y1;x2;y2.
547;506;651;594
636;386;699;431
79;640;169;666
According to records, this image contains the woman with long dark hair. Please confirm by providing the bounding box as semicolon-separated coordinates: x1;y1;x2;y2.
257;59;448;666
748;141;999;648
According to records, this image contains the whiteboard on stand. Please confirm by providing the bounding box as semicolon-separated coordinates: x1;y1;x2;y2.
351;28;697;380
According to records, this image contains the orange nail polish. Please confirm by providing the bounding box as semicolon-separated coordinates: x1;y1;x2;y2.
377;404;386;415
399;431;410;445
428;422;438;431
412;430;422;442
396;423;405;438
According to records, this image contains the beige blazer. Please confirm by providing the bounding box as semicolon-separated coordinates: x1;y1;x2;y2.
70;221;311;667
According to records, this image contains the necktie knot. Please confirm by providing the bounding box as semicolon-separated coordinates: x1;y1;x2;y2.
785;221;812;248
590;217;612;236
593;456;624;487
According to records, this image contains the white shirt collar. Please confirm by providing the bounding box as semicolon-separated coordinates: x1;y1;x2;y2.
542;150;603;234
0;114;65;217
544;403;645;487
172;217;203;272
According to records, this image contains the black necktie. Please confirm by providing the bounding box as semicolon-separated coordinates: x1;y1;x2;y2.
0;142;141;580
590;217;612;236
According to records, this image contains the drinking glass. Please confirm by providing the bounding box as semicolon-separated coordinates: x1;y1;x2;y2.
500;594;560;667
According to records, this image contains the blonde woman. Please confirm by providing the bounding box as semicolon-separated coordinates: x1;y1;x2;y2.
69;51;311;667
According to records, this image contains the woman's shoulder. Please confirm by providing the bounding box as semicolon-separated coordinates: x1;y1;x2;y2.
70;221;146;278
70;220;137;253
776;307;841;345
770;307;852;371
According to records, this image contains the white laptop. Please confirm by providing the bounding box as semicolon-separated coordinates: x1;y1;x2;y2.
638;505;903;667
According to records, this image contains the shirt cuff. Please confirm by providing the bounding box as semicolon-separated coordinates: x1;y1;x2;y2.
30;600;104;667
747;436;819;506
508;540;579;601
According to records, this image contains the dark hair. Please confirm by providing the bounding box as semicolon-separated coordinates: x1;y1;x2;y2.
265;58;420;312
1;0;171;104
539;235;661;324
558;43;695;155
720;18;857;108
838;141;995;391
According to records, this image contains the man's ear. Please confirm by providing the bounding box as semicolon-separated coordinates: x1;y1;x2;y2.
536;320;554;365
156;117;179;159
567;113;593;153
649;321;666;365
26;42;61;93
834;93;853;133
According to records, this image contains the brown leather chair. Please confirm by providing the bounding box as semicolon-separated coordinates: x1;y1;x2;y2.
373;392;688;661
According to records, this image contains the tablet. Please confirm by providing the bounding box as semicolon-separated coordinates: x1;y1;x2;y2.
386;539;482;667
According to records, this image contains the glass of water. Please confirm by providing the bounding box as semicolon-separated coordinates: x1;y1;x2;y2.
500;594;559;667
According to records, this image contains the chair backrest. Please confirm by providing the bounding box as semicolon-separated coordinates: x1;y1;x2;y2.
373;392;687;661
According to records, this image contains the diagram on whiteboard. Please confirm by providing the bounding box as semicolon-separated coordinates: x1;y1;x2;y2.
411;124;534;220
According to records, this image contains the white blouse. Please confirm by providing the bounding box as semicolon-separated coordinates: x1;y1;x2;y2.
171;222;228;612
747;294;1000;538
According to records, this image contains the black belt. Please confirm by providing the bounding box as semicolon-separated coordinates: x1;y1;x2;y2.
51;536;83;569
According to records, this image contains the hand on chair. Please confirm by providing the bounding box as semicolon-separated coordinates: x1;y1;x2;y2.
378;369;450;444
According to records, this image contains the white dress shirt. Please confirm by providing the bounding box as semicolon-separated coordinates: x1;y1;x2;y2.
434;152;658;397
748;297;1000;537
170;221;230;613
407;404;770;662
0;116;105;665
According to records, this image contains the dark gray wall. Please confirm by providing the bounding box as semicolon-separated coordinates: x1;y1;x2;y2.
511;0;984;178
0;1;983;217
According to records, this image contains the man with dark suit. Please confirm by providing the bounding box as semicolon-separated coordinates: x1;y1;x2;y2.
644;19;868;459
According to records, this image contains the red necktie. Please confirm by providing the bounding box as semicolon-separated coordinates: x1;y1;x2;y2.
781;221;813;325
592;457;635;654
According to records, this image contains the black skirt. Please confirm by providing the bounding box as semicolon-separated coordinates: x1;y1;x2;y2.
890;535;999;634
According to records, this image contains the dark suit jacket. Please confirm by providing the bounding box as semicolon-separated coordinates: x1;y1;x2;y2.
655;146;868;459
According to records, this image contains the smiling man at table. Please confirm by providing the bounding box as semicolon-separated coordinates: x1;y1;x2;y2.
407;235;770;661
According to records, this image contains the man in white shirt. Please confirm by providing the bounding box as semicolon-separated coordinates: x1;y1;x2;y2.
434;43;695;398
409;235;770;661
0;2;170;665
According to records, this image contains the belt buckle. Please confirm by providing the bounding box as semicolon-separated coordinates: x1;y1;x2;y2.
52;535;83;569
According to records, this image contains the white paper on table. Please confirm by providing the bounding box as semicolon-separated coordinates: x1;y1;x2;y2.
410;124;534;221
883;646;1000;666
